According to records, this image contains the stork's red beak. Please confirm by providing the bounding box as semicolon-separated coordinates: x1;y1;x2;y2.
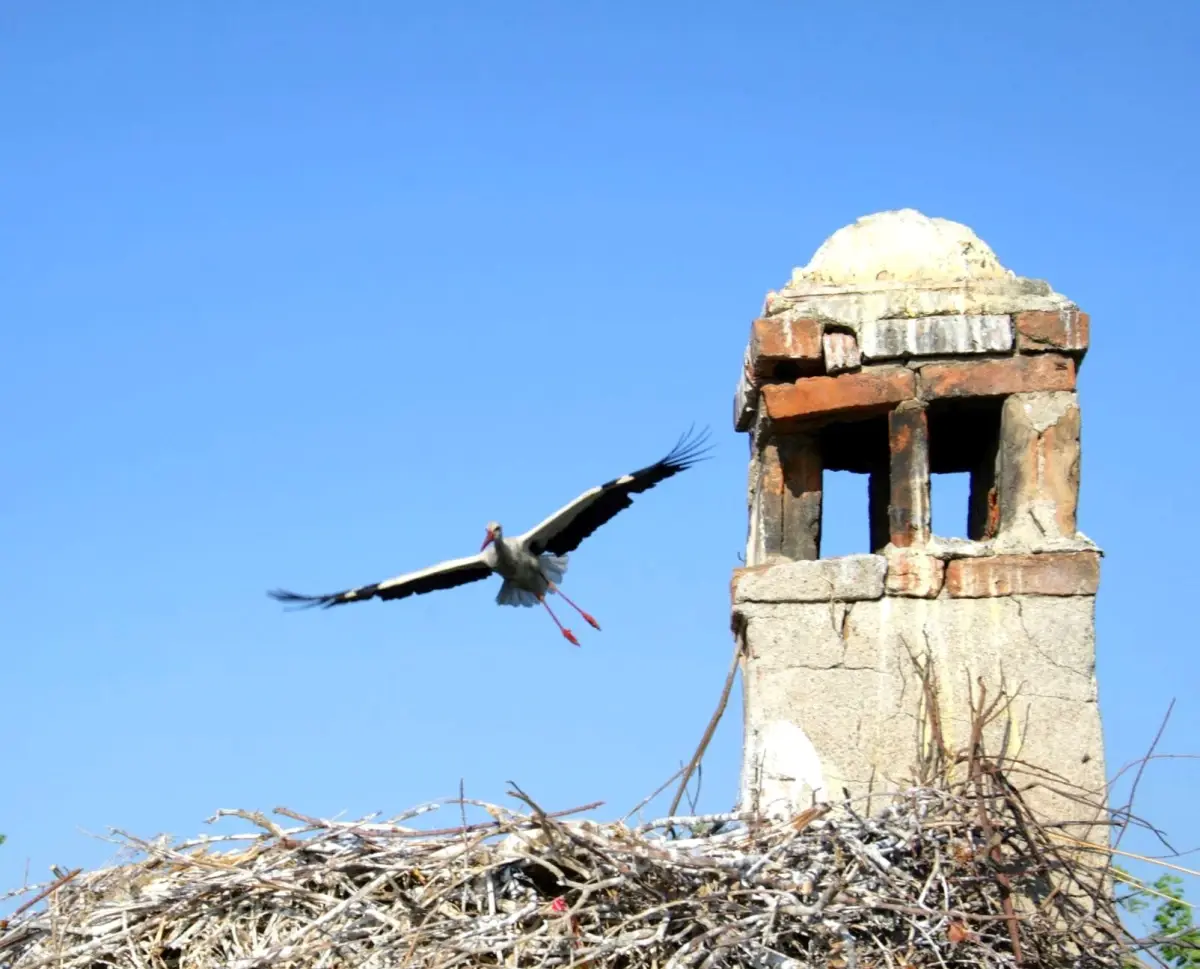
481;529;495;551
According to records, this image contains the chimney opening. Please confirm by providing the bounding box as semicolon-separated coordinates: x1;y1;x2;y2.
927;397;1004;541
818;415;890;556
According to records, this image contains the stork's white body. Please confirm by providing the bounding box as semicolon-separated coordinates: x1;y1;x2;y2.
484;535;569;609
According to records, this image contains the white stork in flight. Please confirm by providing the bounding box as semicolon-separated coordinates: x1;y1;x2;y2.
268;427;712;646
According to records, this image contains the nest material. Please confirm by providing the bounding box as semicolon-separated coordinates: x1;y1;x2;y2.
0;662;1135;969
0;773;1128;969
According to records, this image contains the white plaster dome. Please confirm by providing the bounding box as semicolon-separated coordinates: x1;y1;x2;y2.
790;209;1015;287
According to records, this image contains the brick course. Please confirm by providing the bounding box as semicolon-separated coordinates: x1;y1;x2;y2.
1015;309;1090;354
750;316;823;379
763;367;915;422
945;552;1100;597
919;354;1075;400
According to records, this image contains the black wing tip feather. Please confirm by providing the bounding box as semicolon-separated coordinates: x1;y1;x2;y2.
595;425;714;494
529;424;715;557
661;424;714;473
267;588;348;611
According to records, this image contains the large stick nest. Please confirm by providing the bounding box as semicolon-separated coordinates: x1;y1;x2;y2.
0;771;1129;969
2;659;1144;969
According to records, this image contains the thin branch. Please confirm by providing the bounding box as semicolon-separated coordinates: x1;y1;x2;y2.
667;634;744;821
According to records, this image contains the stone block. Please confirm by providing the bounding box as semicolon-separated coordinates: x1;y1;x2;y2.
919;354;1075;400
763;367;915;422
924;536;994;559
860;314;1013;361
762;290;792;317
888;401;931;547
1015;308;1089;354
944;552;1100;597
750;315;823;379
738;593;1106;824
733;555;887;604
763;280;1076;333
998;392;1081;541
990;532;1102;556
823;331;861;374
885;548;945;597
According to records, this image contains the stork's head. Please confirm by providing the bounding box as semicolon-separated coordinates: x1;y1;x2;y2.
481;521;502;551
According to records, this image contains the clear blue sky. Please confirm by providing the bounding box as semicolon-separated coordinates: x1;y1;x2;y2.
3;0;1197;912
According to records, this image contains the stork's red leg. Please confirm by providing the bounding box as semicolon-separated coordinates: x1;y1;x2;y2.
539;596;580;647
549;583;601;631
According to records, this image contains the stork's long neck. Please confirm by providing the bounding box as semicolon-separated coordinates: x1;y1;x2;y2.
490;534;515;568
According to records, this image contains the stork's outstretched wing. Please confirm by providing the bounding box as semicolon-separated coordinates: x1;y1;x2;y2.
519;426;713;557
268;554;493;610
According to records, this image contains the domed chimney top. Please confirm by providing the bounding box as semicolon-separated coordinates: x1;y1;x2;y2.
790;208;1015;288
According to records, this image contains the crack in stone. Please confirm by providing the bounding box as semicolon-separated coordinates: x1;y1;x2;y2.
839;603;853;667
1014;598;1092;680
785;661;886;673
1017;691;1098;704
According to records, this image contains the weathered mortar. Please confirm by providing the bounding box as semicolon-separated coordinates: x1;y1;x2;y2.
732;209;1106;828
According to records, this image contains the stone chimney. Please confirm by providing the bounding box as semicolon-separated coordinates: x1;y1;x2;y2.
732;209;1104;823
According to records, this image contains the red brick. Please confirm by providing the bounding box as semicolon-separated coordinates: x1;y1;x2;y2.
945;552;1100;598
885;548;944;598
1015;309;1090;354
919;354;1075;400
750;316;823;379
763;367;915;422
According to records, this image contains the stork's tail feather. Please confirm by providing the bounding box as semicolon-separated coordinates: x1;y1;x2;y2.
538;552;569;585
496;581;540;608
